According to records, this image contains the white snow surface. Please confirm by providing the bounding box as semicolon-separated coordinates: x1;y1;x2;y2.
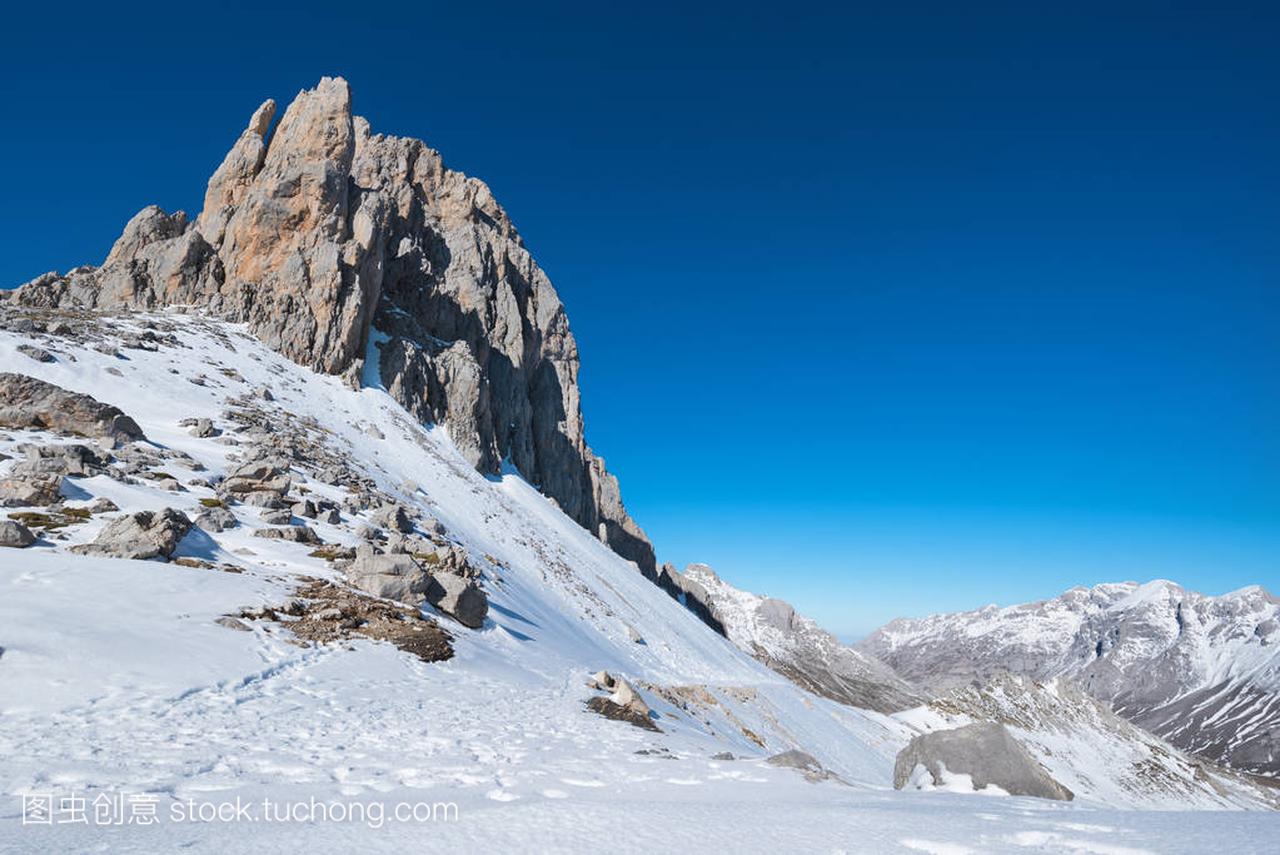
1;313;1277;852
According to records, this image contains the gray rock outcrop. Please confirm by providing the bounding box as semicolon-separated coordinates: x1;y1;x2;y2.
893;722;1074;801
9;77;654;577
0;373;145;444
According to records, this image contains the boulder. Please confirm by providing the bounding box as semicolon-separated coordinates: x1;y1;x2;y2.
346;552;430;602
767;750;839;783
0;373;145;444
372;503;414;533
241;490;286;508
195;506;237;532
424;572;488;629
893;722;1074;801
188;418;219;438
292;499;317;519
252;525;321;544
17;344;55;363
0;476;63;508
221;458;292;495
259;507;293;525
584;671;659;732
71;508;193;561
10;443;109;478
0;520;36;548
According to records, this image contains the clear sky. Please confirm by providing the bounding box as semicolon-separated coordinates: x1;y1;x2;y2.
4;2;1278;637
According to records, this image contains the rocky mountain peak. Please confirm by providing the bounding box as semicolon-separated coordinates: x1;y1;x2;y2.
5;76;655;575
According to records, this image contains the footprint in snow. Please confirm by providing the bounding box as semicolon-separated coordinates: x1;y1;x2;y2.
541;789;569;799
485;788;520;802
560;778;606;788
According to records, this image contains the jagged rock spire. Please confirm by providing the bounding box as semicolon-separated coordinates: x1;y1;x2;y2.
6;77;656;575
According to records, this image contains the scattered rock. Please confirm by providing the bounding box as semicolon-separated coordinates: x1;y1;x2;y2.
711;752;736;761
292;499;317;519
88;497;119;513
893;722;1074;801
0;520;36;548
70;508;193;561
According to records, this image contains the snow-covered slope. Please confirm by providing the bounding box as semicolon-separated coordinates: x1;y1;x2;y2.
1;312;1276;852
683;564;923;713
859;581;1280;777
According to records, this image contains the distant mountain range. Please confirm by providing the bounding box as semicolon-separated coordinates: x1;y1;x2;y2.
857;579;1280;777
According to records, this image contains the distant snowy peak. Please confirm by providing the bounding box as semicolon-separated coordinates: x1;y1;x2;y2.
859;580;1280;776
683;564;923;713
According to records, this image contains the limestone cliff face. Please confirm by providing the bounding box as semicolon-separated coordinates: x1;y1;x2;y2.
8;76;656;574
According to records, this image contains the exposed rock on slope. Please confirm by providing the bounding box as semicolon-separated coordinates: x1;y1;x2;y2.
6;76;654;576
0;373;145;443
894;721;1074;800
682;564;923;713
860;580;1280;777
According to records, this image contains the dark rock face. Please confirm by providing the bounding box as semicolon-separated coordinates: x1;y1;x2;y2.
9;77;655;577
656;562;726;636
894;722;1074;801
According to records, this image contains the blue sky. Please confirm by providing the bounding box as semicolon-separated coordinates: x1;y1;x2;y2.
4;2;1278;636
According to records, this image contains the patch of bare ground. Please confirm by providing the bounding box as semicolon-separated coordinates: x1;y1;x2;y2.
233;578;453;663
